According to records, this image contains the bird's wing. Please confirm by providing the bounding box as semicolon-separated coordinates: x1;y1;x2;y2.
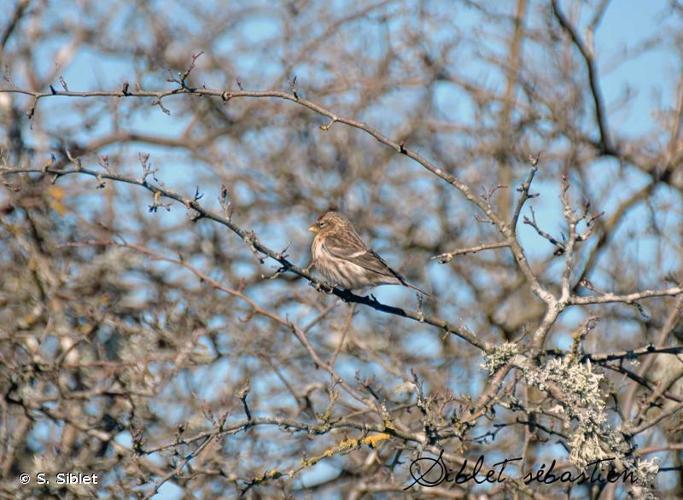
323;230;431;295
323;231;401;280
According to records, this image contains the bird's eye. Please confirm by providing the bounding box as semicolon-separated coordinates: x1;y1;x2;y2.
319;221;326;228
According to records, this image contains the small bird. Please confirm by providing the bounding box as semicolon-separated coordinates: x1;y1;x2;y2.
308;210;429;295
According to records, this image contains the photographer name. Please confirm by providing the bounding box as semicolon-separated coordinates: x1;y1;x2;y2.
19;472;99;486
407;451;640;489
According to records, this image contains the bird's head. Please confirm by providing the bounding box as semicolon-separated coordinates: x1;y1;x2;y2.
308;210;350;234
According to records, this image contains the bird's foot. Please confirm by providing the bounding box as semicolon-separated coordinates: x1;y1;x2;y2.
312;281;335;294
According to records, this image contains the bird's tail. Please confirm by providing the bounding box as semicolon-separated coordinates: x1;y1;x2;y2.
400;278;432;297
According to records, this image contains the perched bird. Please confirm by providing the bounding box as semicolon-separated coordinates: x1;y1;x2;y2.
308;210;429;295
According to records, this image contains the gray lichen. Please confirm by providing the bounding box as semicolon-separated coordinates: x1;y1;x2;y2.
481;342;519;375
525;356;659;495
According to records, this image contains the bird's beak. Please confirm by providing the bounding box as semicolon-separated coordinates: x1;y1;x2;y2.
308;225;318;233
